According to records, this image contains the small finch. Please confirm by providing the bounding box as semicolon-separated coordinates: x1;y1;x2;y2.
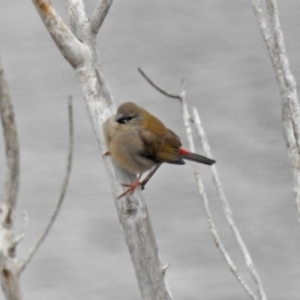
103;102;215;198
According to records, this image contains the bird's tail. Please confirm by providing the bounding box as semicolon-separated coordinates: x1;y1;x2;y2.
179;148;216;165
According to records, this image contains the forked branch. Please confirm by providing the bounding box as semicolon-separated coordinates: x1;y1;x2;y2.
32;0;88;68
139;68;267;300
31;2;173;299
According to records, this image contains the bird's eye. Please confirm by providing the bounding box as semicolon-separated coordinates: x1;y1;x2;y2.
117;116;133;124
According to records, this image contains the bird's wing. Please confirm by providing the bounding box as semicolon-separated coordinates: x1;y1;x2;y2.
139;128;184;165
137;129;162;162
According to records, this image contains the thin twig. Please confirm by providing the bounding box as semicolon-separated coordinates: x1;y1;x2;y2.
265;0;300;160
90;0;113;35
193;165;257;300
192;107;267;300
13;212;28;247
139;69;258;300
161;263;171;276
0;56;22;300
140;164;161;190
0;57;20;210
251;0;281;80
19;97;74;273
138;68;181;100
179;91;257;300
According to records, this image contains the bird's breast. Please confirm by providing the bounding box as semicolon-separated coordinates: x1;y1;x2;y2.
109;129;157;174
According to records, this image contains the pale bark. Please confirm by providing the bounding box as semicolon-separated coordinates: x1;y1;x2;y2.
251;0;300;222
0;56;74;300
0;52;73;300
191;108;267;300
0;57;22;300
31;1;172;299
138;68;268;300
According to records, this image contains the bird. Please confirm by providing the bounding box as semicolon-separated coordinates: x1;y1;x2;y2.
103;102;215;198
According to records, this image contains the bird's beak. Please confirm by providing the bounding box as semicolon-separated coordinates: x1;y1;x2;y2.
115;113;124;122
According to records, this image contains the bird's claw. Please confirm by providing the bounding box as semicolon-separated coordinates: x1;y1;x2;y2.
102;150;110;157
117;180;142;199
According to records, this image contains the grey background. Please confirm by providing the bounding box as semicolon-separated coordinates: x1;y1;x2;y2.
1;1;300;299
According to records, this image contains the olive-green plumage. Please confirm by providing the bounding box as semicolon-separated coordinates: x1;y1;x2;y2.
103;102;215;174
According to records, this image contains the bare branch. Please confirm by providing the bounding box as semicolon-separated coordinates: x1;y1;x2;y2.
265;0;300;148
90;0;113;35
192;107;267;300
251;0;281;80
251;0;300;222
33;2;173;297
0;258;22;300
140;164;161;190
178;93;258;300
19;98;74;273
65;0;88;41
194;165;257;300
0;58;20;211
139;69;260;300
31;0;88;68
138;68;181;100
13;212;28;248
0;56;22;300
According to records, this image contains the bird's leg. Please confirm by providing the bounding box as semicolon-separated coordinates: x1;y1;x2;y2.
117;174;143;199
117;164;161;198
140;164;161;190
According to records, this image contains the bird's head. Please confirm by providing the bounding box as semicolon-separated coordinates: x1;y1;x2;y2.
115;102;143;125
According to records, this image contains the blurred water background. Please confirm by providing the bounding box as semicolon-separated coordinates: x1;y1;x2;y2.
1;1;300;299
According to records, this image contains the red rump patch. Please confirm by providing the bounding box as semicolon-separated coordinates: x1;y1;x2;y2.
179;148;189;155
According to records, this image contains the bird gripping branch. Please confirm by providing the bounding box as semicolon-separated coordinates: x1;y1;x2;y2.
103;102;215;198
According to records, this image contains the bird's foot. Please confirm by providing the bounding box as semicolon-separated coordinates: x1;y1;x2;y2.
102;150;110;157
117;180;142;199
